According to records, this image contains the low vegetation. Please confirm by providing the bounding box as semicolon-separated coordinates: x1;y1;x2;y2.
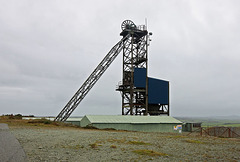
185;139;205;144
110;145;117;148
89;143;98;149
107;138;127;143
1;114;23;119
166;135;187;139
107;138;151;146
132;149;168;157
28;118;53;124
0;115;77;128
62;144;84;149
127;140;151;145
2;118;240;161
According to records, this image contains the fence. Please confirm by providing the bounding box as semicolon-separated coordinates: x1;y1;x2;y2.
200;127;240;138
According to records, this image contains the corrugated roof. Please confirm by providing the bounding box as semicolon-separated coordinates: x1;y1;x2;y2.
83;115;182;124
66;118;82;121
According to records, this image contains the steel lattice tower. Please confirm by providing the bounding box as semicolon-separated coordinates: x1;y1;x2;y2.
55;20;169;122
116;20;150;115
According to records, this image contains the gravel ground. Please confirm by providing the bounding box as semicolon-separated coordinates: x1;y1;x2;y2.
10;126;240;162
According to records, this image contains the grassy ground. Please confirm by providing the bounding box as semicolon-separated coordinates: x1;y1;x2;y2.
0;116;77;128
2;115;240;129
2;115;239;128
2;117;239;161
1;116;240;161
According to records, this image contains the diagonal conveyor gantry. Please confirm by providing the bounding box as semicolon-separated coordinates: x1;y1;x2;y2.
54;34;130;122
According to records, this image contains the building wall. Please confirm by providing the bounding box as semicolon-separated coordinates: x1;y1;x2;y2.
65;121;80;126
131;123;181;133
133;68;169;105
90;123;182;133
92;123;132;131
134;68;147;88
182;123;193;132
80;116;183;133
80;116;91;127
148;77;169;104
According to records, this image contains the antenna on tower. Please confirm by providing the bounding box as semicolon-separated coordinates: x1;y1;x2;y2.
145;18;147;30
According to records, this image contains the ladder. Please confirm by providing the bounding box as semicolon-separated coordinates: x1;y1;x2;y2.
54;34;130;122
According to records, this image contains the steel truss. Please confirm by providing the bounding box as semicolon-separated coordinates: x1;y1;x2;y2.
55;34;130;122
117;21;149;115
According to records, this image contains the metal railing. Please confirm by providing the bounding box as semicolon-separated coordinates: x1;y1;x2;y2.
188;126;240;138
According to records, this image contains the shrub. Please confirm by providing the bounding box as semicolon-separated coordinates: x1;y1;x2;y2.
1;114;22;119
28;118;52;124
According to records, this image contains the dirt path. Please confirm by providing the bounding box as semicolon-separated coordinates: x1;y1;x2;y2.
10;126;240;161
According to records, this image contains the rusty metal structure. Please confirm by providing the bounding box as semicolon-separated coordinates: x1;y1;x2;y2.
201;127;240;138
188;127;240;138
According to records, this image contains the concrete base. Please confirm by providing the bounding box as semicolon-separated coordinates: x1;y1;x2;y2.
0;123;26;162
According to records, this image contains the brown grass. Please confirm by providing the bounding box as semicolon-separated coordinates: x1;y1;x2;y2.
110;145;117;148
185;139;205;144
127;140;151;145
62;144;84;149
107;138;151;146
0;117;78;129
107;138;127;143
133;149;168;156
166;135;187;139
89;143;98;149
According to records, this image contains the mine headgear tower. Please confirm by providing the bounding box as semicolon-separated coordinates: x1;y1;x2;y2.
117;20;169;116
55;20;169;122
116;20;149;115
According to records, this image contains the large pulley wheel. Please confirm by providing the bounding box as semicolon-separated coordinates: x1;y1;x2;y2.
121;20;136;31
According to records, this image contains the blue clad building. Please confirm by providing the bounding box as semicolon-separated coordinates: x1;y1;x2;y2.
134;68;169;115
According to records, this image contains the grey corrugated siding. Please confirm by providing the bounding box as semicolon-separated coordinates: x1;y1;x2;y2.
80;115;182;133
80;116;91;127
65;121;80;126
82;115;182;124
91;123;180;133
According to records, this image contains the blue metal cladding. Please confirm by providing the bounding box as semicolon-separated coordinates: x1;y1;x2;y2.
134;68;146;88
133;68;169;105
148;77;169;105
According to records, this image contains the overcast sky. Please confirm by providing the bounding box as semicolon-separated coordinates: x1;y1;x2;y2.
0;0;239;117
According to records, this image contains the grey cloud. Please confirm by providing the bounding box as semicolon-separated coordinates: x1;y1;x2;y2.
0;0;239;117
